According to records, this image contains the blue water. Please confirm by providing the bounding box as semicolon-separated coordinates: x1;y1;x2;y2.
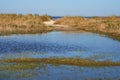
52;16;62;20
51;16;96;20
0;31;120;61
0;31;120;80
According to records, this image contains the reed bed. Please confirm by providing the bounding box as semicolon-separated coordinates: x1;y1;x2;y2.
0;14;52;35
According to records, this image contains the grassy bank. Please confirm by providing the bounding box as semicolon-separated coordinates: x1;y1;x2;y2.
3;58;120;66
0;14;52;35
55;16;120;40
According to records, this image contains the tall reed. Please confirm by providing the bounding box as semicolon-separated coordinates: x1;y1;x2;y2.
0;14;52;35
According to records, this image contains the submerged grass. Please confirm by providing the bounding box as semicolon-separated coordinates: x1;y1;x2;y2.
0;62;37;70
0;14;52;35
3;58;120;66
15;73;36;78
55;16;120;40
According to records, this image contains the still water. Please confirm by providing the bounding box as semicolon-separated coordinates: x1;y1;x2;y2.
0;31;120;61
0;31;120;80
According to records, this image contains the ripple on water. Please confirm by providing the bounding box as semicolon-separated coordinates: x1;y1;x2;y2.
0;31;120;80
0;31;120;61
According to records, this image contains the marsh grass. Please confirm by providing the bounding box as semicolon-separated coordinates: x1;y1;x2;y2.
3;58;120;66
0;63;37;70
0;58;120;79
55;16;120;40
0;14;52;35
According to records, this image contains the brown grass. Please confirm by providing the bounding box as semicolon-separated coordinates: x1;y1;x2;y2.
55;16;120;40
3;58;120;66
0;14;52;35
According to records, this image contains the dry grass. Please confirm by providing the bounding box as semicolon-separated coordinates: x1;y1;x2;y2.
0;14;52;35
55;16;120;40
3;58;120;66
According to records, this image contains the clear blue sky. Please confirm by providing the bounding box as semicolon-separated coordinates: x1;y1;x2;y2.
0;0;120;16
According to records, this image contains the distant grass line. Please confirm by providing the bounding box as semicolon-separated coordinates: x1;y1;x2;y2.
3;58;120;66
0;14;52;35
55;16;120;40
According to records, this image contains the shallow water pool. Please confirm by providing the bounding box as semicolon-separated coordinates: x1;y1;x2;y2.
0;31;120;80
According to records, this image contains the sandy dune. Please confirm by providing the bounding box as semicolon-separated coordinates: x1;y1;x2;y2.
44;20;79;31
44;20;68;27
43;20;55;26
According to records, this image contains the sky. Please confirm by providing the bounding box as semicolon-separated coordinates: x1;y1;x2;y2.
0;0;120;16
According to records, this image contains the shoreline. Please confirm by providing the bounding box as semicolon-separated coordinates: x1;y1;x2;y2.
44;20;120;41
0;14;119;41
53;16;120;41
